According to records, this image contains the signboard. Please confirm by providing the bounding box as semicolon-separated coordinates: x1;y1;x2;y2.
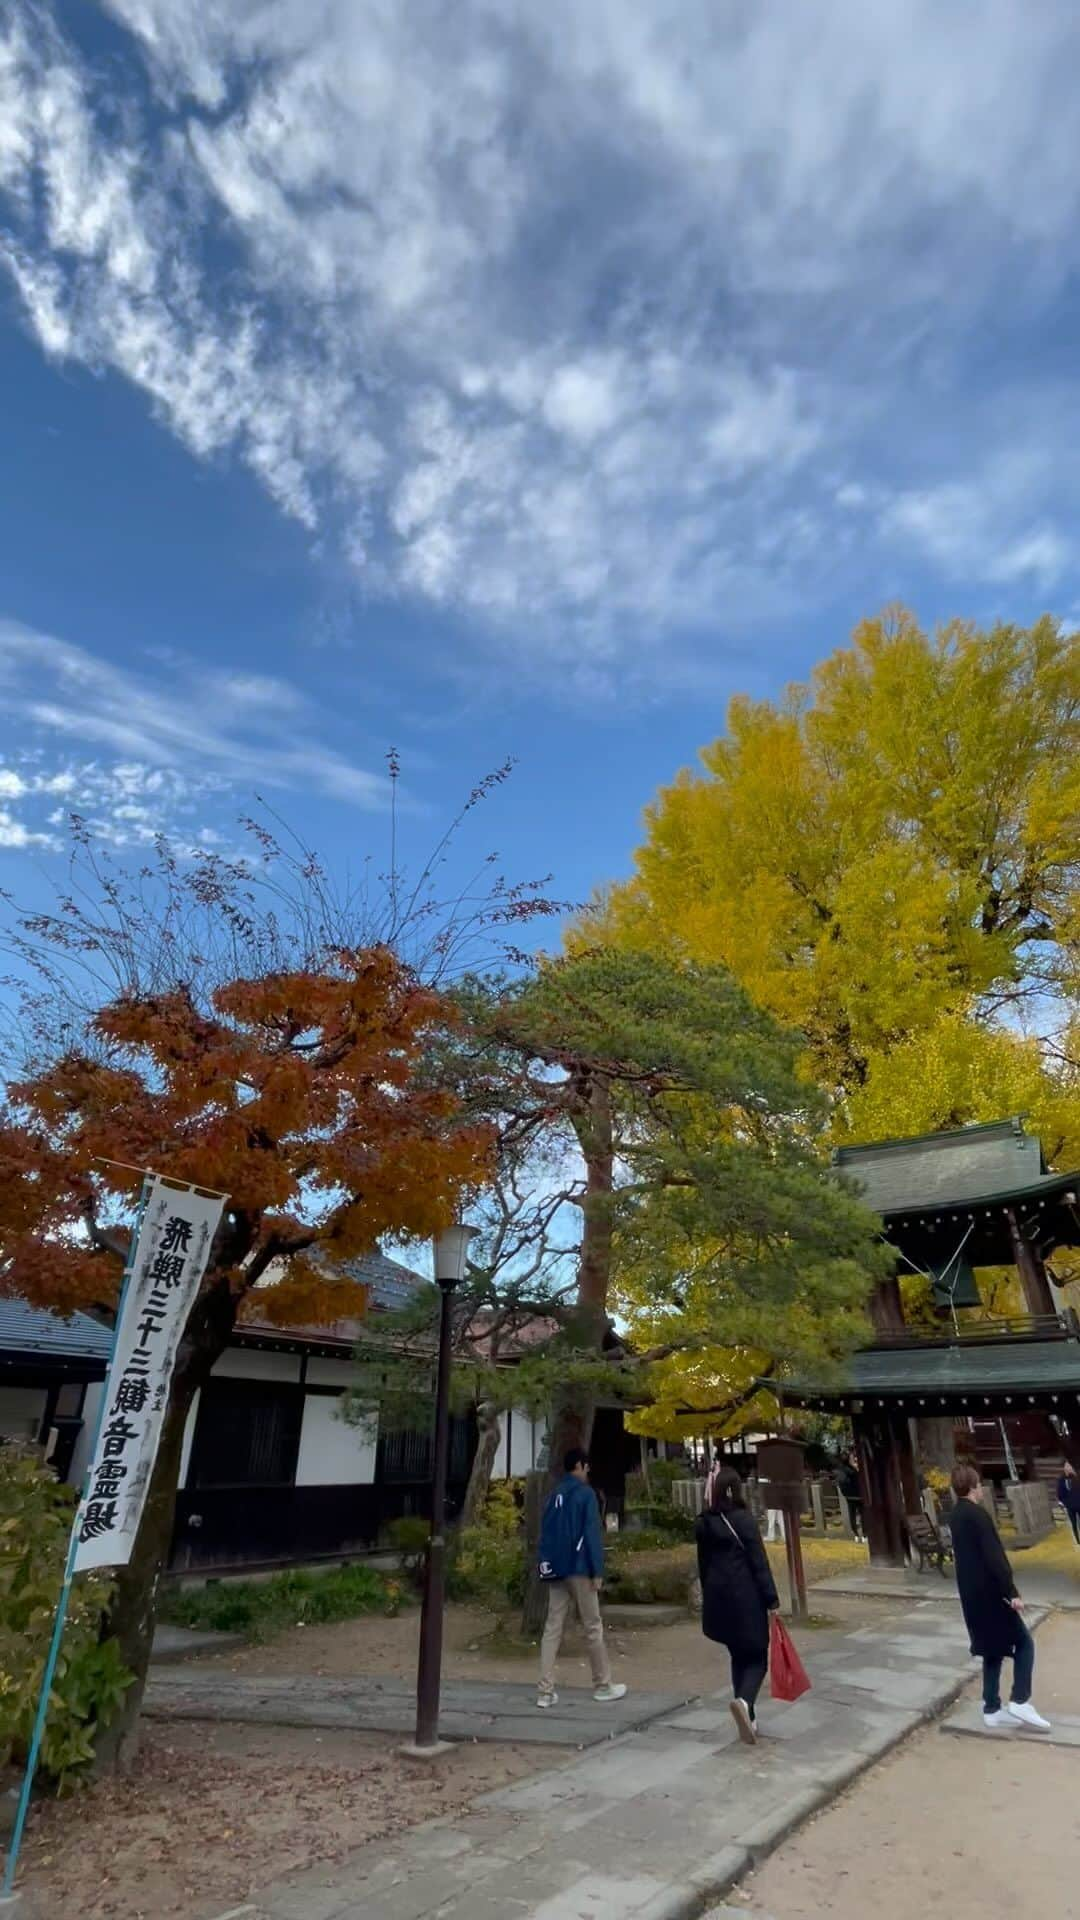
73;1178;226;1572
756;1436;807;1512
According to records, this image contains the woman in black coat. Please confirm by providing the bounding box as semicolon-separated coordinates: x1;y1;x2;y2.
949;1462;1050;1731
696;1465;780;1745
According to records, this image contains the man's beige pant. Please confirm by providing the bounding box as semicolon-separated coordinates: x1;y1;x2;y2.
538;1577;612;1693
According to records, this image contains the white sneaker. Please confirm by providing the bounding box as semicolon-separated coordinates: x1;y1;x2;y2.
730;1698;759;1746
536;1689;558;1710
593;1682;627;1703
982;1708;1013;1729
1008;1701;1051;1731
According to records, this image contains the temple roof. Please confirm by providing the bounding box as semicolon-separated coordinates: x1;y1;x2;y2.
780;1330;1080;1408
833;1116;1050;1215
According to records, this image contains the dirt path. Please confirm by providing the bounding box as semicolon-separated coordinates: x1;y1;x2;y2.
20;1723;546;1920
183;1591;898;1695
732;1611;1080;1919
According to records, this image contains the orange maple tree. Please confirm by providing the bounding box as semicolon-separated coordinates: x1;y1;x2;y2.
0;944;492;1762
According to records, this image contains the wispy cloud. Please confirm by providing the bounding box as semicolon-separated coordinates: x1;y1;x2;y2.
3;2;1080;657
0;619;387;851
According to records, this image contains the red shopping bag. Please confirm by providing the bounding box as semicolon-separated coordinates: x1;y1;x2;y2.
769;1612;811;1702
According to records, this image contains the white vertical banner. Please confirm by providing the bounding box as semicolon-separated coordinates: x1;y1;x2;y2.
73;1177;226;1573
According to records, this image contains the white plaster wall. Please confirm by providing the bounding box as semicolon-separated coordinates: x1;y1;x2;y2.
178;1390;200;1487
296;1395;378;1486
493;1408;541;1478
68;1381;103;1486
0;1385;46;1443
306;1357;361;1389
211;1349;302;1383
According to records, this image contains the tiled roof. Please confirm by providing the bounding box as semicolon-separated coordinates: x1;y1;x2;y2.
786;1337;1080;1403
343;1250;427;1311
237;1248;428;1351
833;1117;1051;1216
0;1298;113;1361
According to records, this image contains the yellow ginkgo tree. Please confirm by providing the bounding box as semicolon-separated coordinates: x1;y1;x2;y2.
586;610;1080;1152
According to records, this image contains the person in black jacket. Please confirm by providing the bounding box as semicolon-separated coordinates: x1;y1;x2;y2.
1056;1459;1080;1545
696;1465;780;1746
949;1462;1050;1732
836;1451;864;1542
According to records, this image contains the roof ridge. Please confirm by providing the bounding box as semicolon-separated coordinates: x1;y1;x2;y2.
833;1115;1029;1161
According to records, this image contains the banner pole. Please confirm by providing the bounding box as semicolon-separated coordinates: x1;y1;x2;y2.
1;1176;153;1905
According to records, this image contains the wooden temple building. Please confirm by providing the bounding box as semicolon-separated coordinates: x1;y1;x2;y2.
783;1118;1080;1566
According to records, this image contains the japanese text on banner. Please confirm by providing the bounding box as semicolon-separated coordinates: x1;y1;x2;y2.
73;1179;226;1572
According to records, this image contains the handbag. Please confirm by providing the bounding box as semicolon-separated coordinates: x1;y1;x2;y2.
769;1611;811;1702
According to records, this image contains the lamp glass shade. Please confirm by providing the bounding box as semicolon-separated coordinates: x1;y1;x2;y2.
433;1223;475;1289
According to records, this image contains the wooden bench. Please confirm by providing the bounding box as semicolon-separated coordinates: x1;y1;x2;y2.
907;1511;953;1576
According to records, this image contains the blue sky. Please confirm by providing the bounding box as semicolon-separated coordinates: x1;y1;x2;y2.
2;0;1080;933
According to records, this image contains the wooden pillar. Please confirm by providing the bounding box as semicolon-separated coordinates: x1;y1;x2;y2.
915;1416;956;1475
894;1412;920;1516
853;1407;906;1567
1007;1210;1055;1317
869;1278;905;1335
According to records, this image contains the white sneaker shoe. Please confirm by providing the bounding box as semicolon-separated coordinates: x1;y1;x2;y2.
982;1708;1014;1729
1008;1701;1051;1731
536;1689;558;1710
593;1682;627;1703
730;1698;759;1746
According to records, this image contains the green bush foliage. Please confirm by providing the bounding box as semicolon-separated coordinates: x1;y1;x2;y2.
603;1542;695;1605
162;1562;403;1641
625;1460;689;1505
0;1445;131;1785
448;1481;525;1611
385;1515;431;1585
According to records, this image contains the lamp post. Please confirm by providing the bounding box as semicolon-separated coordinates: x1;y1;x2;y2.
412;1221;474;1753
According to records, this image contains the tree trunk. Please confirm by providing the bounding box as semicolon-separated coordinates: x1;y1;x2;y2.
94;1283;237;1773
543;1069;613;1477
520;1469;549;1638
572;1071;614;1343
460;1400;502;1531
91;1371;195;1773
522;1071;616;1635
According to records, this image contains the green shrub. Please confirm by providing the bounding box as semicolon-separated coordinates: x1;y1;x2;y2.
0;1445;132;1785
624;1459;691;1507
162;1562;403;1641
385;1515;430;1585
604;1542;695;1606
448;1481;525;1611
623;1502;695;1540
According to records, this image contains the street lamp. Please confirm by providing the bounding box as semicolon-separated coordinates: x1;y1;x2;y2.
412;1221;475;1752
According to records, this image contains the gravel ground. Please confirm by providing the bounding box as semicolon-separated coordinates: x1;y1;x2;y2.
19;1721;547;1920
730;1610;1080;1919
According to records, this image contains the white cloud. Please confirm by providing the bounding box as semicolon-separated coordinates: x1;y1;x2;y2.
3;1;1080;655
0;620;387;852
0;806;54;850
879;456;1072;591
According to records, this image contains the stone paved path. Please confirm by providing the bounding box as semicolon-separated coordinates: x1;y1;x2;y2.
145;1670;694;1748
211;1598;1009;1920
810;1561;1079;1610
941;1698;1080;1746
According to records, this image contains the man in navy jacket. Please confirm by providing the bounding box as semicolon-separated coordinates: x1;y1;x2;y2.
536;1448;628;1709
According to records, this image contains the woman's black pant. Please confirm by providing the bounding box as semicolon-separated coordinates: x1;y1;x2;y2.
730;1650;768;1715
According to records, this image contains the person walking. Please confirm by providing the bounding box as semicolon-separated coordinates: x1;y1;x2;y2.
837;1451;864;1543
695;1465;780;1746
949;1461;1051;1732
536;1448;627;1710
1056;1459;1080;1545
